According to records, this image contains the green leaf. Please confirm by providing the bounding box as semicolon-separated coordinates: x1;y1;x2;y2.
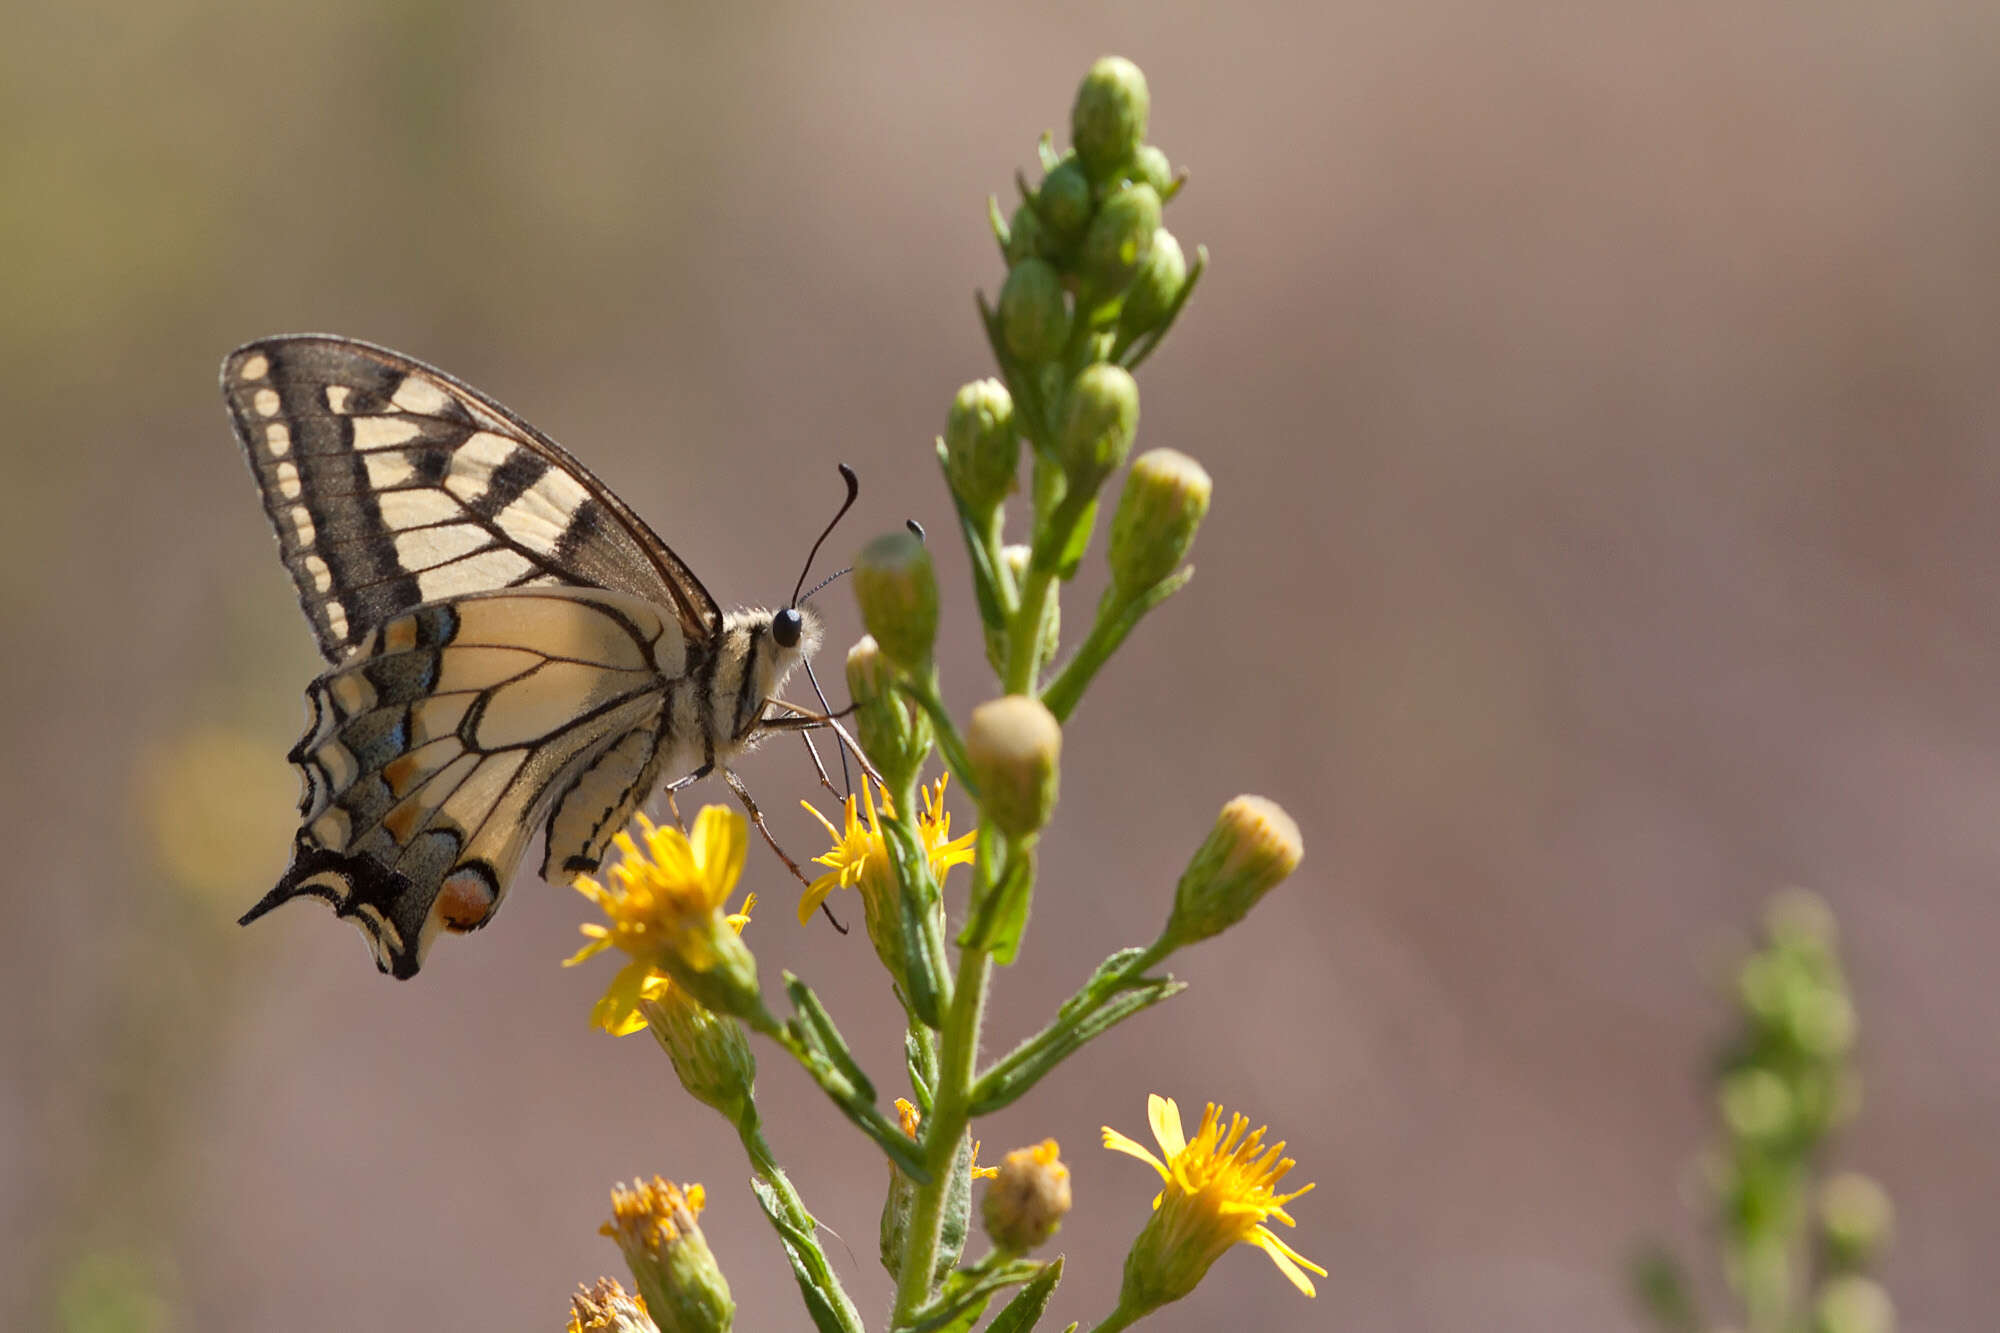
785;974;876;1103
958;842;1033;960
984;1257;1064;1333
970;950;1185;1115
883;815;949;1028
899;1258;1051;1333
751;1177;866;1333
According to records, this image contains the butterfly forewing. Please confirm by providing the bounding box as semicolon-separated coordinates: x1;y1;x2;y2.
250;588;686;978
223;336;721;662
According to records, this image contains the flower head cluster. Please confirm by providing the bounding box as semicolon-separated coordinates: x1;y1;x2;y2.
1103;1093;1325;1306
567;807;758;1033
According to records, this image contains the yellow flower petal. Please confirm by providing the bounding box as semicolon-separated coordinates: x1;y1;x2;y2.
690;804;747;895
1100;1126;1169;1179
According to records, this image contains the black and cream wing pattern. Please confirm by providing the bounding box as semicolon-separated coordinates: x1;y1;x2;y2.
223;336;724;978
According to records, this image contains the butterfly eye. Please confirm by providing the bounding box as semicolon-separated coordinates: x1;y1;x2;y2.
772;607;803;649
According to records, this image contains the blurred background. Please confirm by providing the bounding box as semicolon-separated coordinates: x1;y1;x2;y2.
3;3;1996;1330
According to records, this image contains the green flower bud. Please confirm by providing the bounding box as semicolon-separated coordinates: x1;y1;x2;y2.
1719;1067;1793;1144
642;989;757;1127
1128;143;1174;194
568;1277;657;1333
1038;158;1095;240
966;695;1061;837
944;378;1020;515
853;530;939;672
1814;1276;1895;1333
1071;55;1150;182
1058;363;1140;491
846;634;931;796
601;1178;734;1333
1159;795;1303;951
1005;201;1049;266
1080;184;1161;294
999;258;1070;364
1108;447;1210;599
1116;228;1187;341
982;1139;1072;1253
1819;1172;1894;1271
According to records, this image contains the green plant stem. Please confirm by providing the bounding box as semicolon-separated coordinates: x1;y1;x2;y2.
1040;569;1191;722
1005;565;1058;694
891;942;996;1323
1083;1299;1147;1333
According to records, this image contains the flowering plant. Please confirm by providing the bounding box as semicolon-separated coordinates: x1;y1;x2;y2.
566;56;1312;1333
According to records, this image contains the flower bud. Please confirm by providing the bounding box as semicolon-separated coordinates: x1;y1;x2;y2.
1108;447;1210;599
1160;795;1303;950
567;1277;656;1333
1819;1172;1894;1271
944;378;1020;516
1005;202;1049;266
1116;229;1187;342
1719;1067;1793;1144
847;635;932;795
1037;157;1095;241
1057;363;1140;492
600;1179;733;1333
853;530;939;671
966;696;1061;837
982;1140;1072;1253
1080;184;1161;295
1072;56;1150;182
1814;1276;1895;1333
999;258;1070;364
642;989;757;1127
1128;144;1174;194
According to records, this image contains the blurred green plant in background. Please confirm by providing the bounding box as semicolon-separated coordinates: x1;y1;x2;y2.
1633;890;1895;1333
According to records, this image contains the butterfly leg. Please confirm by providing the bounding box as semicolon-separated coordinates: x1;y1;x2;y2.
759;701;886;789
664;762;714;833
721;765;850;934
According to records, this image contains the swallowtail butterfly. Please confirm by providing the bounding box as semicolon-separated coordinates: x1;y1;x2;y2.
225;335;826;978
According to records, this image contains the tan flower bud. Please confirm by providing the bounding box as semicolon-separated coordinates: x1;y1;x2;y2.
965;696;1062;837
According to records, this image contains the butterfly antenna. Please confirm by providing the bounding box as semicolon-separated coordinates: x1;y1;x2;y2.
791;463;861;609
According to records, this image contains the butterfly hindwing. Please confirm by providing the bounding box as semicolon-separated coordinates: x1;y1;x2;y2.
243;589;685;977
222;335;722;663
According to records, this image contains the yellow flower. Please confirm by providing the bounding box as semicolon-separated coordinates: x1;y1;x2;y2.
600;1178;733;1333
567;807;757;1033
798;774;977;924
1103;1093;1325;1306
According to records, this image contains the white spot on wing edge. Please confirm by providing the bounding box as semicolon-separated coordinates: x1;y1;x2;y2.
264;422;291;457
253;388;281;417
325;385;353;413
325;600;349;639
275;461;302;499
392;375;452;416
305;554;332;592
290;506;316;545
238;352;270;381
